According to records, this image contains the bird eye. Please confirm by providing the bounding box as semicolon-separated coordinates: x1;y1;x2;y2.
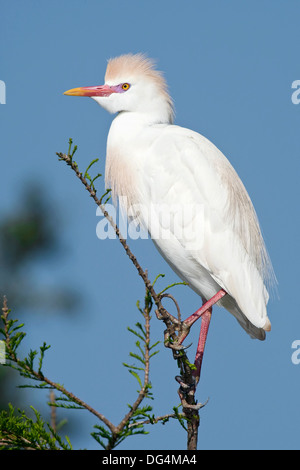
122;83;130;91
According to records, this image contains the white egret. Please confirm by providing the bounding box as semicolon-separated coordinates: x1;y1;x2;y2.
64;54;275;382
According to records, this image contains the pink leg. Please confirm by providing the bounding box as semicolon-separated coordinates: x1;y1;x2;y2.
193;308;212;384
177;289;226;346
184;289;226;328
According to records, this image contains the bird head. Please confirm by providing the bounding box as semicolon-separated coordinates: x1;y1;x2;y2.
64;53;174;124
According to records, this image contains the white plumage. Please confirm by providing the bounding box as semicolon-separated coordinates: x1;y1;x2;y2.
65;53;275;341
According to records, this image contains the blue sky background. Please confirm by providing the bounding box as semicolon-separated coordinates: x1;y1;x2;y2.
1;0;300;450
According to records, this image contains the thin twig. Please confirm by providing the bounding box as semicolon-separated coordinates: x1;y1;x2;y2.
49;390;56;433
107;287;152;449
159;293;182;324
127;413;183;429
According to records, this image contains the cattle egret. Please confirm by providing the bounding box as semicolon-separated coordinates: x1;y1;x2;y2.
64;54;275;383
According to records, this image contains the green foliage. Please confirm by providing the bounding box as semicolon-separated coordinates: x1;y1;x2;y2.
0;404;72;450
91;405;153;450
152;273;188;295
125;319;156;397
84;158;102;192
0;307;49;383
0;303;75;448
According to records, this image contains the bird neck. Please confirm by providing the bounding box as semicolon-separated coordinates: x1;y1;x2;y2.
138;95;174;125
121;104;173;125
108;111;169;144
105;112;170;205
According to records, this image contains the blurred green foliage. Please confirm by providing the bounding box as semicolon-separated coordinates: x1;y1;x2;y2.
0;187;55;269
0;183;79;312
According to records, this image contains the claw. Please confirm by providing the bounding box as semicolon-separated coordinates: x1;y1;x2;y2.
175;375;196;394
175;375;189;387
155;309;164;320
181;400;207;411
167;341;192;352
163;326;191;352
192;397;209;410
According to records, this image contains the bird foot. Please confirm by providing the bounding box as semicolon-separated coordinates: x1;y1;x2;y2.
180;397;209;411
163;321;191;351
175;375;196;393
175;376;208;410
166;341;193;352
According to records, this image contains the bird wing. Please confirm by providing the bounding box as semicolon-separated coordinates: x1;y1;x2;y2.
138;125;272;331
